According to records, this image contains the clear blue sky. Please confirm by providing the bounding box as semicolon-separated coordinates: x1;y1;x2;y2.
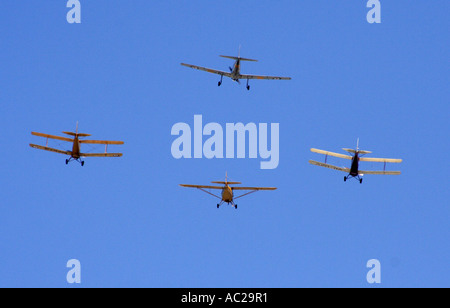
0;1;448;287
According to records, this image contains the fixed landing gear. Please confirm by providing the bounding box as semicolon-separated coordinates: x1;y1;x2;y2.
359;178;363;184
344;176;347;182
234;204;238;209
218;74;223;87
65;158;84;166
246;79;250;91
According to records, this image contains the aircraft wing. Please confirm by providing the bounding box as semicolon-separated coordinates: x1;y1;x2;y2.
359;157;402;163
179;184;224;190
231;187;277;191
80;153;122;157
29;144;72;156
79;140;124;145
180;63;232;77
239;74;291;80
310;148;352;160
31;132;73;143
309;160;350;173
358;170;401;175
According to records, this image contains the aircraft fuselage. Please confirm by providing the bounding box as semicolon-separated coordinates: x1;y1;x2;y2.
349;153;360;176
71;136;81;158
231;60;241;81
221;185;233;202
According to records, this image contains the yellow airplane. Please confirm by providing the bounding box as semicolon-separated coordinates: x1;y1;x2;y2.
180;173;277;209
29;122;124;166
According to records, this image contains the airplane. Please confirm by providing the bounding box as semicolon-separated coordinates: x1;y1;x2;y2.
179;173;277;209
29;122;124;166
180;47;291;90
308;139;402;183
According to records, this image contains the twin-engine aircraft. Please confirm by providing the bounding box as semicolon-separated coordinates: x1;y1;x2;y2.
181;47;291;90
29;123;124;166
309;140;402;183
180;173;276;209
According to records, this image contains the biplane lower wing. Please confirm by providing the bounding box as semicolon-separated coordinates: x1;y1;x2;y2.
31;132;73;143
310;148;352;160
239;74;291;80
29;144;72;156
180;63;232;77
79;140;124;145
359;157;402;163
358;170;401;175
309;160;350;173
80;153;122;157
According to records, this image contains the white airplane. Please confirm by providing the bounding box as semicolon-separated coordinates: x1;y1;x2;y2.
181;47;291;90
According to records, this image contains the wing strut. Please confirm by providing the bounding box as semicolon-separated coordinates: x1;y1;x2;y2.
234;190;258;200
197;188;222;200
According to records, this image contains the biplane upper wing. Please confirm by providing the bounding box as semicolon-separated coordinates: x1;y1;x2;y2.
310;148;353;160
80;153;122;157
239;74;291;80
231;187;277;191
309;160;350;173
359;157;402;163
29;144;72;156
358;170;401;175
31;132;73;143
79;140;124;145
179;184;224;190
181;63;232;77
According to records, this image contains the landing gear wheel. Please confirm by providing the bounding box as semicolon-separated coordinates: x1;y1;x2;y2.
344;176;347;182
359;178;363;184
246;85;250;91
65;159;69;165
235;204;238;209
217;204;220;209
81;161;85;167
218;81;221;87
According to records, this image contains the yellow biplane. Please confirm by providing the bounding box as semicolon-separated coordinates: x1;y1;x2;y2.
309;139;402;183
180;173;277;209
29;122;124;166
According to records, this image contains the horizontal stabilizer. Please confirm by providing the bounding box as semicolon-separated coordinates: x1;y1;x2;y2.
63;131;91;137
342;148;372;155
211;181;242;185
220;55;258;62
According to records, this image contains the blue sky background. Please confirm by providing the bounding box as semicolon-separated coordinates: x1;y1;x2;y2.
0;1;448;287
